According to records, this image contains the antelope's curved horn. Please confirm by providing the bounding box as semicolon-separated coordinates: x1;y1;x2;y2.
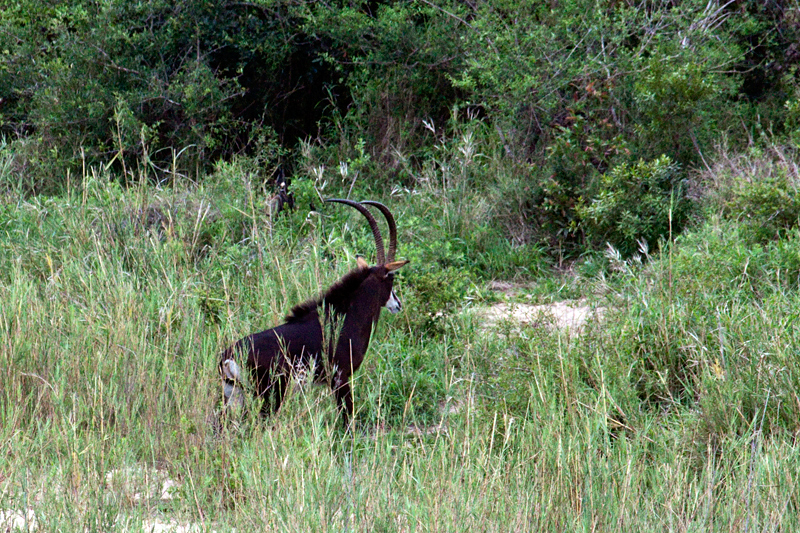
360;200;397;263
326;198;386;265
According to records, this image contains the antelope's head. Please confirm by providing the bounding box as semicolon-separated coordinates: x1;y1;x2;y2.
326;199;409;313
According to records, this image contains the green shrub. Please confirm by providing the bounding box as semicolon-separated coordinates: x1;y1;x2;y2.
703;146;800;244
631;52;736;164
402;266;470;336
577;155;690;256
786;94;800;147
724;172;800;243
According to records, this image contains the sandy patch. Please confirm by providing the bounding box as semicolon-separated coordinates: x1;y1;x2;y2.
474;299;604;335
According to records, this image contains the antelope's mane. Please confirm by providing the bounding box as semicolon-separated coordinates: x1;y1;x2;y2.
284;267;373;323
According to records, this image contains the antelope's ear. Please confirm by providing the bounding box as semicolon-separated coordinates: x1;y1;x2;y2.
385;260;409;272
356;255;370;269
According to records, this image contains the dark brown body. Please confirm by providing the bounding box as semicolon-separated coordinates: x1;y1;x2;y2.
220;263;400;426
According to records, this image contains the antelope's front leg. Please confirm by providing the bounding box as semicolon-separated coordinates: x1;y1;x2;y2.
332;371;354;428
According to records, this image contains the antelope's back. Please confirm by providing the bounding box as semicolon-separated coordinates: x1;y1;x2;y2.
240;310;325;369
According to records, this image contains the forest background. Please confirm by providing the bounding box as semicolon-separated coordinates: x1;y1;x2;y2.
2;1;800;530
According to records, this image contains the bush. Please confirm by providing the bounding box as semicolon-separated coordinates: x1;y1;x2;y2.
725;172;800;243
311;2;464;170
577;155;690;256
702;146;800;244
402;266;470;336
0;0;340;187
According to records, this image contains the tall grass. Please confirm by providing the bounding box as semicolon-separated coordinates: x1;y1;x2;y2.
1;143;799;531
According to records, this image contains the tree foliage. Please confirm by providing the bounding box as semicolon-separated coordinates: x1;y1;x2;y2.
1;0;798;253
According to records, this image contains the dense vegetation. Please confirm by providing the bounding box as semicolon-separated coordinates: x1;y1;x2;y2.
3;0;799;254
2;1;800;531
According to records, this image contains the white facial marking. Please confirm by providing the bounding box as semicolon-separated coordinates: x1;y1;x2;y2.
385;289;402;314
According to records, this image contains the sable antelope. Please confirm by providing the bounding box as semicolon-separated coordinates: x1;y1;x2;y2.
219;199;408;427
